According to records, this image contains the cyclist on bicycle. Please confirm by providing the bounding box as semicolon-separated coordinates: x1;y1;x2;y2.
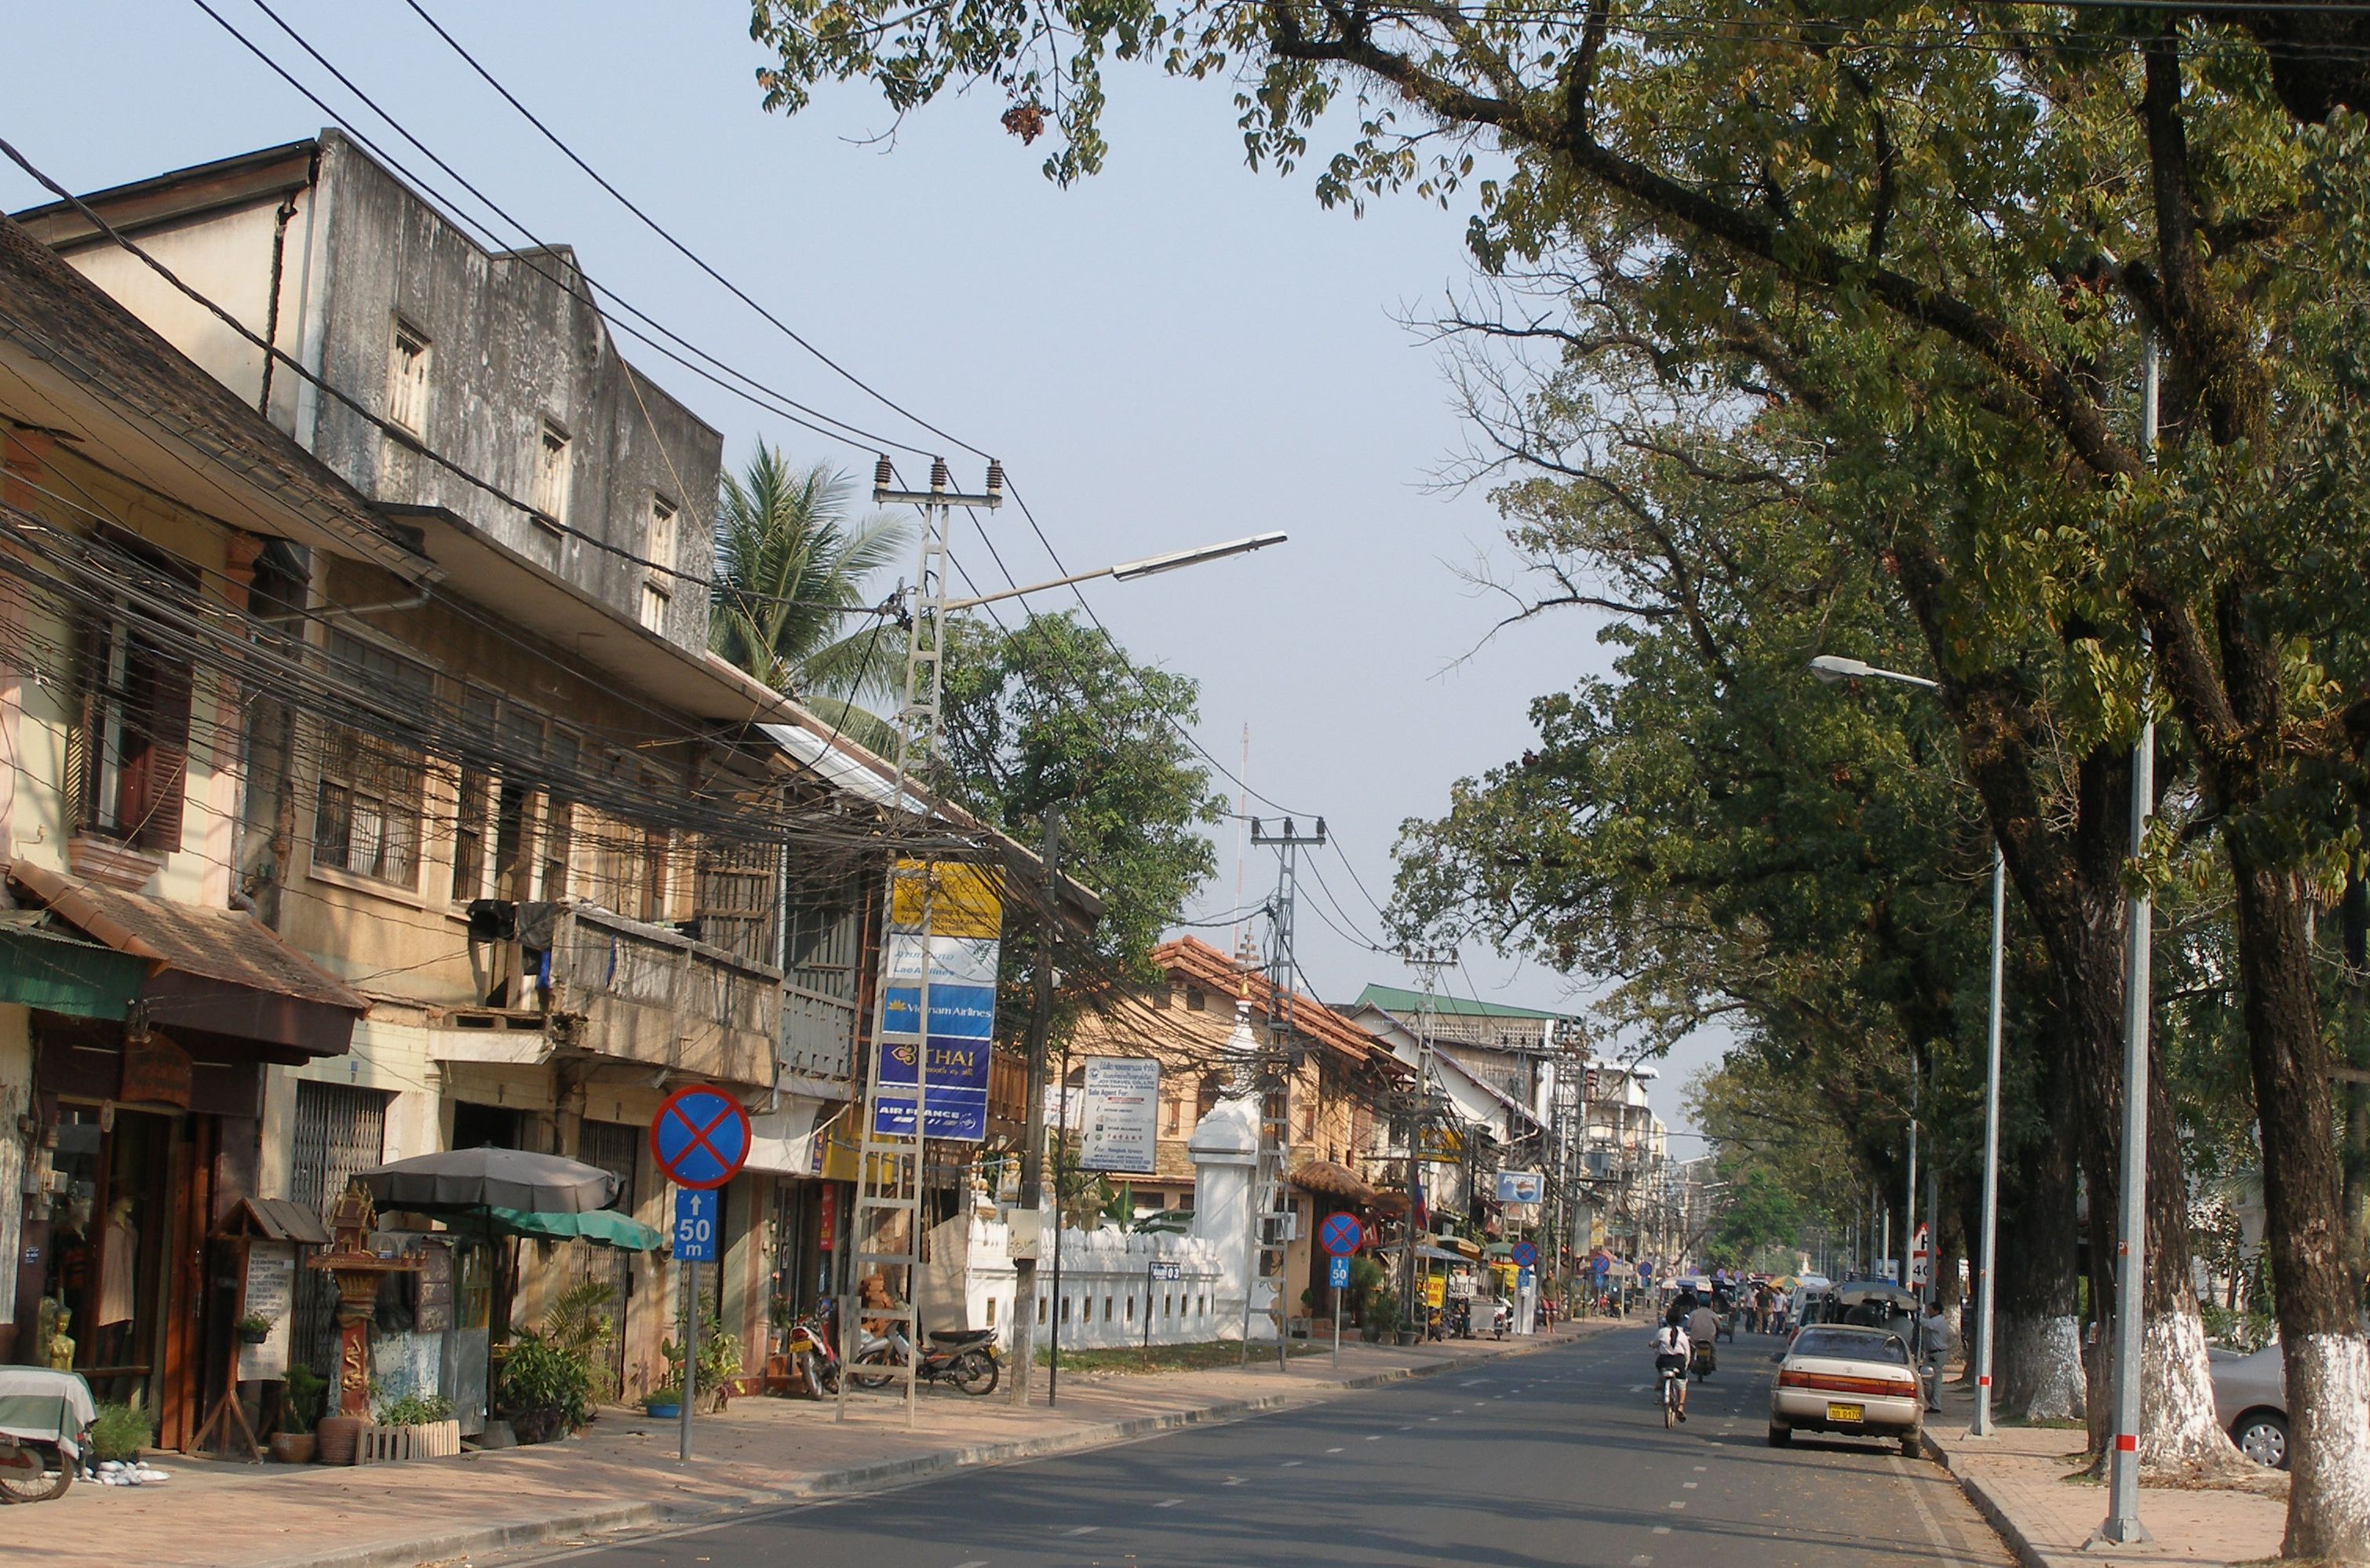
1653;1318;1692;1421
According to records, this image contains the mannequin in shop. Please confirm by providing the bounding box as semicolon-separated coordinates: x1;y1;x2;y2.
97;1194;137;1365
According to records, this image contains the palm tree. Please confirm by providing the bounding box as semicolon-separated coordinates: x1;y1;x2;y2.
709;446;910;750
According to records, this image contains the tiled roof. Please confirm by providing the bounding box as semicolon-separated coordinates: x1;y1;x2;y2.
1153;936;1405;1074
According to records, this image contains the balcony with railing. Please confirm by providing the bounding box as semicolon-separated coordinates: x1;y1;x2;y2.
780;980;859;1085
544;903;782;1088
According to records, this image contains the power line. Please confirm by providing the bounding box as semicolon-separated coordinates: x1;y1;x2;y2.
2;133;888;622
202;0;937;465
400;0;990;464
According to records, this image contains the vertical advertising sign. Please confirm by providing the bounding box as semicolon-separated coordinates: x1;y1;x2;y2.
874;862;1001;1142
1077;1056;1160;1173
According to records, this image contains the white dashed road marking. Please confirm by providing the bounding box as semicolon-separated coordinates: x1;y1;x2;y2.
1154;1498;1183;1508
1064;1526;1099;1537
1654;1526;1672;1536
1666;1501;1686;1511
1326;1446;1344;1453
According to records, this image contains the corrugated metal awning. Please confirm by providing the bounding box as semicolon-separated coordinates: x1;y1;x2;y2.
9;860;366;1056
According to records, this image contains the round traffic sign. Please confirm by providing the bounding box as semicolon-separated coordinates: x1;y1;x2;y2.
650;1085;752;1191
1511;1241;1539;1268
1318;1212;1364;1258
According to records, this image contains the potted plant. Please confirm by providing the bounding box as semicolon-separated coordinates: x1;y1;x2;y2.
370;1392;461;1461
269;1362;326;1464
235;1311;275;1345
641;1384;684;1420
494;1329;591;1445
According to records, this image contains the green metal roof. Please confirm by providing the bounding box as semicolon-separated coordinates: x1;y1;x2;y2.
0;922;147;1020
1355;983;1573;1022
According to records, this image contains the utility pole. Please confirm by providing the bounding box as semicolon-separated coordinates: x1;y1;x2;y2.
1243;815;1324;1367
1398;948;1455;1341
1008;804;1061;1408
841;458;1001;1428
2096;329;2160;1549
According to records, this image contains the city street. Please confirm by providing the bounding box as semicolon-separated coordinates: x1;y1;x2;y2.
501;1332;2009;1568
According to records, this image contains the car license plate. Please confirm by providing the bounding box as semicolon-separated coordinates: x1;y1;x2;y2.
1826;1402;1865;1423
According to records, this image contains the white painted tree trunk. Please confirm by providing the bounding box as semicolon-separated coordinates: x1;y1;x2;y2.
1998;1312;2084;1423
2284;1332;2370;1563
2137;1307;2253;1480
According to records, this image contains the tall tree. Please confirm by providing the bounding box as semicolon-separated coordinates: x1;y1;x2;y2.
935;611;1224;997
709;445;908;749
750;6;2370;1547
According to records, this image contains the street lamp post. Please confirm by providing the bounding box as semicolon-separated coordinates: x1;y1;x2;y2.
1809;652;2006;1433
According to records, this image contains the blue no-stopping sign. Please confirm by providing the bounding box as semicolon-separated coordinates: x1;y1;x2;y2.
651;1085;751;1191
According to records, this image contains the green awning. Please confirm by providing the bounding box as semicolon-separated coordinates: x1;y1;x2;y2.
0;923;147;1020
485;1207;662;1251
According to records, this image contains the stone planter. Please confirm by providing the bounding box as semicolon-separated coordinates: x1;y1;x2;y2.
267;1431;316;1464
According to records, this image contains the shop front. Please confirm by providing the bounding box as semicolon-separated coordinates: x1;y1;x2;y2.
2;864;367;1451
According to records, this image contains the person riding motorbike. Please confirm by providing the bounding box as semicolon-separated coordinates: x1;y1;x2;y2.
1686;1298;1721;1377
1652;1318;1693;1421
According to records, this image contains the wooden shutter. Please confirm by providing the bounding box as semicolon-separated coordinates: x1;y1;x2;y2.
129;631;191;854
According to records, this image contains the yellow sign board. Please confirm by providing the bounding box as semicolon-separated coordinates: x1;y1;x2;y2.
1416;1125;1465;1163
1424;1275;1447;1309
890;860;1003;938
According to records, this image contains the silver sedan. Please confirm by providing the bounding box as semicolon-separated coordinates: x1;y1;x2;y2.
1768;1324;1923;1457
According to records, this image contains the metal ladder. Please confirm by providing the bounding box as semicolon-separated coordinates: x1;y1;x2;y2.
1245;1080;1292;1367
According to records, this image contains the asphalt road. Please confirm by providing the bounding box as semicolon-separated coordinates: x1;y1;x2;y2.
511;1329;2010;1568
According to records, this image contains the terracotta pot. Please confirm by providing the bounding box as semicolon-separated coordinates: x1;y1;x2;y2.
314;1414;364;1466
268;1431;317;1464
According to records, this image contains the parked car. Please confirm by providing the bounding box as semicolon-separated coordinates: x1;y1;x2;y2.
1769;1324;1924;1456
2210;1343;2290;1469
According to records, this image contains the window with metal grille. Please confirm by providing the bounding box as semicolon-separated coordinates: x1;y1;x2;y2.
290;1081;388;1378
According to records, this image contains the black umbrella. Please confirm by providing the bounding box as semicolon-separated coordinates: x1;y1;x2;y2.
358;1147;619;1216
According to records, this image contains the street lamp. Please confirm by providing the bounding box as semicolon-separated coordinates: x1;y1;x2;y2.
1807;652;2008;1439
943;531;1287;610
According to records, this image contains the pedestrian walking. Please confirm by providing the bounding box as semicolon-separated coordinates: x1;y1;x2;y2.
1916;1300;1952;1411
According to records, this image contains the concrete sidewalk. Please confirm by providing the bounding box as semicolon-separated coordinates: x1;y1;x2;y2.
1921;1371;2285;1568
2;1323;1607;1568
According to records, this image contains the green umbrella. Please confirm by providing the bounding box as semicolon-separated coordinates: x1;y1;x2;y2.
484;1207;662;1251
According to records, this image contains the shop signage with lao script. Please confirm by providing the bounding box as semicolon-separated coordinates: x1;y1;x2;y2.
1077;1056;1159;1173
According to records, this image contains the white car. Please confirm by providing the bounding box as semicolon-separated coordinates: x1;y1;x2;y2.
1768;1323;1923;1456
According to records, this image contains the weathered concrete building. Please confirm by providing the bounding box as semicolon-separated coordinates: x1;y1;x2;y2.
16;132;718;652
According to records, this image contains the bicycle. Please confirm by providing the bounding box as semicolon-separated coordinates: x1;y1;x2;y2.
1661;1361;1686;1428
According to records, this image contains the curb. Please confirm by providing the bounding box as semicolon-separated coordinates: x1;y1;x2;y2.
1920;1431;2064;1568
255;1332;1590;1568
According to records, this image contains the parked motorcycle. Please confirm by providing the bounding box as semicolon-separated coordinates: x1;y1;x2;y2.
784;1300;840;1398
0;1367;95;1504
1489;1298;1511;1340
848;1326;1001;1396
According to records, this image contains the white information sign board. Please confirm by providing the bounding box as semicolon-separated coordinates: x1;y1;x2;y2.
237;1240;297;1381
1077;1056;1160;1173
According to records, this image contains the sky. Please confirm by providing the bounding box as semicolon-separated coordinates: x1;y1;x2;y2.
4;0;1724;1140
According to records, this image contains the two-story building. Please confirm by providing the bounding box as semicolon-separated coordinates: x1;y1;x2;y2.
9;133;1083;1431
0;210;429;1446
